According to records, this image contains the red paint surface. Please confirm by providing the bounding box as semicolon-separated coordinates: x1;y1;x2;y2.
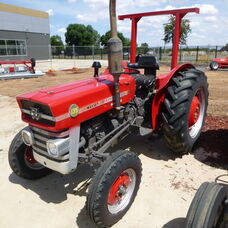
212;57;228;68
189;96;200;127
17;73;136;131
108;173;130;205
25;146;37;164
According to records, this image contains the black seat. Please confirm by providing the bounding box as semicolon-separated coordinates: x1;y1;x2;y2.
128;55;159;76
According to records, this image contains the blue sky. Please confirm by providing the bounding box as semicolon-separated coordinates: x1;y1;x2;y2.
3;0;228;46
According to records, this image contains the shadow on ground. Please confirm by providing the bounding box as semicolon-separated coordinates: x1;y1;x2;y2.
110;132;181;161
193;129;228;170
9;164;94;204
162;217;186;228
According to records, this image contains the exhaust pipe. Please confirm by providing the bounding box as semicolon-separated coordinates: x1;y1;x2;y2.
108;0;123;109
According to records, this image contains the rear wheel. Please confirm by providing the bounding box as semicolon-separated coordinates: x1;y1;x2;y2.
186;182;228;228
86;150;142;227
162;68;208;154
8;128;52;179
210;61;219;70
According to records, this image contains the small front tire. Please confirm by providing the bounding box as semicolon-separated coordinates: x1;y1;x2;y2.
210;61;219;70
8;128;52;179
86;150;142;227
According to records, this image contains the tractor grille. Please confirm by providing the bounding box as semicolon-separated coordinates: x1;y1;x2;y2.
21;100;55;126
30;126;70;162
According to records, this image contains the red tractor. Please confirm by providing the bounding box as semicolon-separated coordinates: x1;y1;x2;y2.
8;1;208;227
210;56;228;70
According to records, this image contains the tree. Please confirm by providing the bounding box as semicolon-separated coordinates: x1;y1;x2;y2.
163;16;191;45
100;31;130;47
65;24;100;46
50;35;64;55
50;35;64;46
220;44;228;52
139;42;149;54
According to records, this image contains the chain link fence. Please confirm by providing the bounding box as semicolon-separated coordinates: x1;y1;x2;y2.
51;45;228;64
1;44;227;71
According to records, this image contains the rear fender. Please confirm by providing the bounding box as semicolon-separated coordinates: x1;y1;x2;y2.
152;63;195;131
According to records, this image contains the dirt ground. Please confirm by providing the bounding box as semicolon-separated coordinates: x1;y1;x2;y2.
0;66;228;228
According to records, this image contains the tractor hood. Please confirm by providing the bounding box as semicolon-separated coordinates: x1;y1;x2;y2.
17;73;136;131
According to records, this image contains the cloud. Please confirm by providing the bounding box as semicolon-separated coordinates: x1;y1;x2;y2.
76;13;98;23
58;28;66;33
204;16;217;23
192;4;218;15
46;9;54;16
68;0;76;2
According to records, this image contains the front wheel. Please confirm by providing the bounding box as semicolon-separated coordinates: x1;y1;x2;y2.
210;61;219;70
86;150;142;227
186;182;228;228
8;128;52;179
162;68;208;154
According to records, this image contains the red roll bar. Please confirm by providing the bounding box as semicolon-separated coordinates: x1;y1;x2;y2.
119;8;200;69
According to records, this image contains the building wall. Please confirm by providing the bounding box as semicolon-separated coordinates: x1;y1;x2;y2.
0;11;50;34
0;31;50;61
0;3;50;61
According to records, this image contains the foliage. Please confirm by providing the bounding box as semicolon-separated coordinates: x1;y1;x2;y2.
163;16;191;45
139;42;150;54
65;24;100;46
100;31;130;47
50;35;64;55
50;35;64;46
220;44;228;52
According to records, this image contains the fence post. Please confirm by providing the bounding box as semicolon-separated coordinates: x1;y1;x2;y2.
73;44;76;68
179;46;182;62
49;44;53;70
100;48;103;59
92;45;95;60
196;46;199;62
215;46;218;58
159;47;162;61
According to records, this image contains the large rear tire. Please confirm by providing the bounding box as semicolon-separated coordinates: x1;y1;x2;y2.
186;182;228;228
162;68;208;154
86;150;142;227
8;128;52;179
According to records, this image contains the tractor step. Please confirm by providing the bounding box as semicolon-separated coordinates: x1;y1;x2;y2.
139;126;152;136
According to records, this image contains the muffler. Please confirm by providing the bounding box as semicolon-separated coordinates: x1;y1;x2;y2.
108;0;123;109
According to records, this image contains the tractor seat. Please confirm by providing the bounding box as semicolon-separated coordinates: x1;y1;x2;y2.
128;55;159;76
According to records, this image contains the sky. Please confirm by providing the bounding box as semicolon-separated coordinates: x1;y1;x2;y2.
2;0;228;46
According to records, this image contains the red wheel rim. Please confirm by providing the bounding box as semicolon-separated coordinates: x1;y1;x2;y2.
189;95;201;127
108;173;130;205
25;146;37;164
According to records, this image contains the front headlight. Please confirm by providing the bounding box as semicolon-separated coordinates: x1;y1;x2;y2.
47;142;58;157
22;129;34;146
46;138;70;158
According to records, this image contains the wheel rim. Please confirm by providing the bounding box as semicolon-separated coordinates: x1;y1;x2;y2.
212;62;219;70
107;168;136;214
24;146;43;170
188;88;206;139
